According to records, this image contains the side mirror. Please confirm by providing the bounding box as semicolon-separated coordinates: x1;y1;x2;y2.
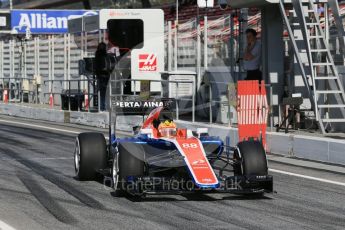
133;126;141;135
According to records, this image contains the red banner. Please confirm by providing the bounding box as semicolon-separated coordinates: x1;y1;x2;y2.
237;80;269;148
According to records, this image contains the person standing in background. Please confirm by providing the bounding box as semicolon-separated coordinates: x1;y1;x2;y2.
243;28;262;81
95;42;110;111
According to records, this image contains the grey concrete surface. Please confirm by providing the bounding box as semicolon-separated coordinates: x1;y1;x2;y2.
0;103;109;128
0;103;65;123
0;116;345;229
267;155;345;175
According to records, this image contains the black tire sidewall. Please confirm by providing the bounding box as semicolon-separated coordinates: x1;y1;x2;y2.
236;141;268;176
76;133;107;180
117;143;145;191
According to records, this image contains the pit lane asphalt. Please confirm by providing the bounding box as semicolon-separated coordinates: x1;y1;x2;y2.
0;116;344;230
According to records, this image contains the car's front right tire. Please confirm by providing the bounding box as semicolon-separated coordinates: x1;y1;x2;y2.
74;132;107;181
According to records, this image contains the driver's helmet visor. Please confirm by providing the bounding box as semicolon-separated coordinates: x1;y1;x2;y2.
159;128;177;138
158;120;177;137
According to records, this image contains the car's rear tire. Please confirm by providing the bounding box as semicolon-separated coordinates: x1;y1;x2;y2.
113;143;145;195
233;140;268;176
74;132;107;181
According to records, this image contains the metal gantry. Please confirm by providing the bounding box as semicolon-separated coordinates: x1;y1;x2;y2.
280;0;345;133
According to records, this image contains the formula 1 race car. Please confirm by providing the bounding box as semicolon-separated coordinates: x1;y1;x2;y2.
74;99;273;197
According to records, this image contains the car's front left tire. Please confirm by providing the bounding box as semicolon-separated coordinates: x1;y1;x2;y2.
112;143;145;196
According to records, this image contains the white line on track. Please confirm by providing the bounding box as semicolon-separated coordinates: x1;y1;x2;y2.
1;118;345;188
269;169;345;187
0;220;16;230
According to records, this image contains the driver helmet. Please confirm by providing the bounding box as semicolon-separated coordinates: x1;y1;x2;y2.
158;120;177;137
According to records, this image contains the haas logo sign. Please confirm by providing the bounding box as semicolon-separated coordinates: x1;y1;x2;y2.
139;54;157;72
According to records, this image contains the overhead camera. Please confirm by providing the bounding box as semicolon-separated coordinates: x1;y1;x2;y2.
218;0;228;10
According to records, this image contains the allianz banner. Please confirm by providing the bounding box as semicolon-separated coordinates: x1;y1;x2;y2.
11;10;98;34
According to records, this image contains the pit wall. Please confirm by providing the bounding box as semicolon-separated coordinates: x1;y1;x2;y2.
1;103;344;166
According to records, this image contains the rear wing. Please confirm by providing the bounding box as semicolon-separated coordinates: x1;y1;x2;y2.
112;98;175;116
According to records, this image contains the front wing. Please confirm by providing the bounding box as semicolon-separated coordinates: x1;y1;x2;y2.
123;174;273;196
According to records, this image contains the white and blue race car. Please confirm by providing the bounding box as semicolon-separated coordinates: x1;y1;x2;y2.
74;102;273;197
